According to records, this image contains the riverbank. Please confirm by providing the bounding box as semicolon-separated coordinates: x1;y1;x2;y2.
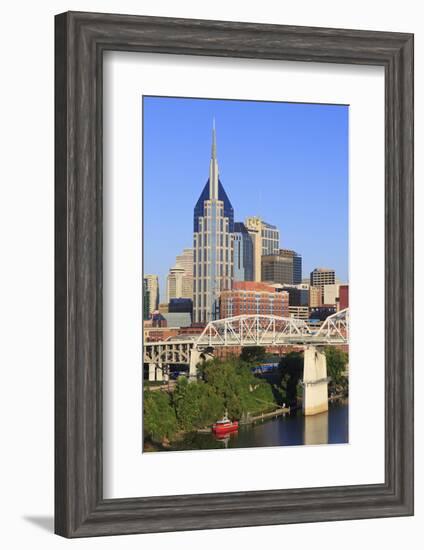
143;353;349;449
195;406;291;434
144;401;349;452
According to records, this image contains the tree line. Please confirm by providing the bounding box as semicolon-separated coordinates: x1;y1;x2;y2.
143;346;348;446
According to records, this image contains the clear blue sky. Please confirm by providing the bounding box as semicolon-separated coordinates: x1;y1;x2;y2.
143;96;348;300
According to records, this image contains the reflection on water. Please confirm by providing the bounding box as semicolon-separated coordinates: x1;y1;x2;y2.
304;411;329;445
167;402;348;452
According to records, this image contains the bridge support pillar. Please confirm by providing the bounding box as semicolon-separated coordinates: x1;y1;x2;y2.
189;350;202;380
148;363;156;382
303;346;329;416
148;363;164;382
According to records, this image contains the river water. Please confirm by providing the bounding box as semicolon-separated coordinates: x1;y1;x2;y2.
168;402;348;452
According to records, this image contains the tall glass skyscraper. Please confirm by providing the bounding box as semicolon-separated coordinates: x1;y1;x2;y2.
233;222;254;282
193;124;234;323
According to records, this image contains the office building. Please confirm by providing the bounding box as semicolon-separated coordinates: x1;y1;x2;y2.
175;248;194;299
323;283;340;306
309;286;322;307
166;266;185;302
166;248;193;302
280;284;309;306
143;278;150;320
261;221;280;255
233;222;254;282
193;123;234;323
245;216;280;255
168;298;193;315
310;268;336;298
219;281;289;319
244;218;261;282
280;249;302;284
245;216;280;281
144;274;159;316
261;249;302;285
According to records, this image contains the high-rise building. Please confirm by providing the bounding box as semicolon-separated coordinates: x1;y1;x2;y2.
193;123;234;323
166;266;185;302
233;222;254;282
245;216;280;281
244;219;261;282
310;268;336;301
143;278;150;320
245;216;280;255
175;248;194;299
261;249;302;285
279;249;302;283
261;221;280;255
144;274;159;316
310;268;336;288
219;281;289;319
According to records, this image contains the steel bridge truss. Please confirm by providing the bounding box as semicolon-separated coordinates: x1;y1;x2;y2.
195;309;349;348
314;308;349;343
195;314;313;348
143;309;349;364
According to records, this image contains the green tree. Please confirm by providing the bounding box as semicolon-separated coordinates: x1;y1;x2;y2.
173;376;224;431
203;358;278;418
324;347;349;394
143;390;178;443
278;352;303;403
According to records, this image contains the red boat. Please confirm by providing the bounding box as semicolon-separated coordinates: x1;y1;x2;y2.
212;414;239;436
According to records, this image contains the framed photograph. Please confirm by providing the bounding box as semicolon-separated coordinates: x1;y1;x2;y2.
55;11;414;537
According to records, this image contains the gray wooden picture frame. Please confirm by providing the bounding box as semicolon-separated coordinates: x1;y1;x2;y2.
55;11;414;538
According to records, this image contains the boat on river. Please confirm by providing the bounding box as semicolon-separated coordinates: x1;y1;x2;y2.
212;414;239;436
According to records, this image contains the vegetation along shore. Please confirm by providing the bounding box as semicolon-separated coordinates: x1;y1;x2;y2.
143;347;348;450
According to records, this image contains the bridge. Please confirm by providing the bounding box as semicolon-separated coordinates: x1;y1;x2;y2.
144;309;349;416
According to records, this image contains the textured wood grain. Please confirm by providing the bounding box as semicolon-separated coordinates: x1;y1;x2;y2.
54;11;414;538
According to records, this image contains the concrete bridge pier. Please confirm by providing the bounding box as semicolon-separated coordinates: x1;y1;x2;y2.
156;363;163;382
189;349;214;380
148;363;156;382
148;362;164;382
302;346;329;416
304;411;329;444
189;349;202;380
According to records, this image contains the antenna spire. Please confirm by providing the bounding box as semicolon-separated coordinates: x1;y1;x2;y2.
211;118;217;159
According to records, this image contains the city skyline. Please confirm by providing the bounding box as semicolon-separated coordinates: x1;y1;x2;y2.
144;96;349;300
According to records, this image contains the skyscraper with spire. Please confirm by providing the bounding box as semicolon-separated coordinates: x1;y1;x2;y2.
193;123;234;323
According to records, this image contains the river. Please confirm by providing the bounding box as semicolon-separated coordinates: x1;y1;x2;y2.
166;402;348;452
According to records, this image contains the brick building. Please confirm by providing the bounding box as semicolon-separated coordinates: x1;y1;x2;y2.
219;281;289;319
339;284;349;310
